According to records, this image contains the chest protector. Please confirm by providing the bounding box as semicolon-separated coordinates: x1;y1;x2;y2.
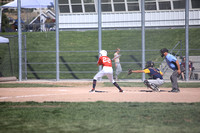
148;67;163;79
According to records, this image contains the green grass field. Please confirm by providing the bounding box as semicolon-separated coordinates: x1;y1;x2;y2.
0;82;200;88
0;28;200;79
0;102;200;133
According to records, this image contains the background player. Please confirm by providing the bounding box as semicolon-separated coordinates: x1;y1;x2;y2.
90;50;123;92
128;61;164;92
160;48;184;92
112;48;122;81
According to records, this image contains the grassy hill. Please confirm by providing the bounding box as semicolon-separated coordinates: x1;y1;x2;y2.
0;28;200;79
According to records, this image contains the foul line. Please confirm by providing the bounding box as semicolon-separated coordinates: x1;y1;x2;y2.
0;93;69;100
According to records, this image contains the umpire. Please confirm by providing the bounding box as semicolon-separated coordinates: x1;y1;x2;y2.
160;48;184;92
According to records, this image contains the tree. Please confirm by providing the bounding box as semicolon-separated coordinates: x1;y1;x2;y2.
1;12;10;32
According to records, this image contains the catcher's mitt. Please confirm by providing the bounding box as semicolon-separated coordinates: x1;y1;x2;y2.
127;69;133;75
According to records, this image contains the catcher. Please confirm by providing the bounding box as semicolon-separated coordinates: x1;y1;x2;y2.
128;61;164;92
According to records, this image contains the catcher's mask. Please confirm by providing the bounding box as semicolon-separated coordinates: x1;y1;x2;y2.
160;48;168;57
99;50;107;56
146;61;154;68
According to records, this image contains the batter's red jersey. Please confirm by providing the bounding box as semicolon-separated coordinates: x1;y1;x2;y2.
98;56;112;67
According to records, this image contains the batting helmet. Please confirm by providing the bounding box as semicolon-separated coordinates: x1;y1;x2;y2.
146;61;154;68
160;48;168;57
99;50;107;56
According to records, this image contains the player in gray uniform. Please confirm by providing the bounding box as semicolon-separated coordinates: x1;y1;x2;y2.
112;48;122;81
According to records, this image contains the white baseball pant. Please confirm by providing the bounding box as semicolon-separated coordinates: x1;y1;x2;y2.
93;66;115;83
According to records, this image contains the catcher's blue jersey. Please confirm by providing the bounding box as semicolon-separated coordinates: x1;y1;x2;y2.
144;67;163;79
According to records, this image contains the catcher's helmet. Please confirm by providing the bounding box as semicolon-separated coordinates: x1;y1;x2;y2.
160;48;168;57
146;61;154;68
99;50;107;56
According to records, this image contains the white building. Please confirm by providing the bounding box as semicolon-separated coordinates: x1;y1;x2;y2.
58;0;200;30
29;10;55;31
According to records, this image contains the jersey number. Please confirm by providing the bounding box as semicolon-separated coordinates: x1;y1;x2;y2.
103;57;111;63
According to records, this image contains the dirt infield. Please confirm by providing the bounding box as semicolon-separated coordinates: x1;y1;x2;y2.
0;83;200;103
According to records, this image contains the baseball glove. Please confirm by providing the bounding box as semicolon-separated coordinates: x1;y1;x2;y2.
127;69;133;75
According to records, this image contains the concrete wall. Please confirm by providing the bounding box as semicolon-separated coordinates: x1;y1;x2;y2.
59;10;200;29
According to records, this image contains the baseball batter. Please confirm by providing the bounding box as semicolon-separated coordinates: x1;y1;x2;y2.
112;48;122;81
90;50;123;92
128;61;164;92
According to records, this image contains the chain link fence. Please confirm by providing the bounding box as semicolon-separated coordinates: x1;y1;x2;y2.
19;28;200;80
1;0;200;81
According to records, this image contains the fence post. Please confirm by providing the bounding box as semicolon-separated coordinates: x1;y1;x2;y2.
24;35;27;80
185;0;189;81
141;0;145;81
17;0;22;81
98;0;102;80
56;0;60;81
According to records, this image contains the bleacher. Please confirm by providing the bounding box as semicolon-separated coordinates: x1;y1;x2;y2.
160;56;200;81
189;56;200;80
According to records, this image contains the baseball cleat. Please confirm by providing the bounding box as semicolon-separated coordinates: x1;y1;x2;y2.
153;86;160;92
119;89;123;92
154;88;160;92
168;88;180;93
89;88;95;92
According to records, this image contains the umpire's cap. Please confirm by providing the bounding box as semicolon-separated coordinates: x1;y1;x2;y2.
160;48;168;57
